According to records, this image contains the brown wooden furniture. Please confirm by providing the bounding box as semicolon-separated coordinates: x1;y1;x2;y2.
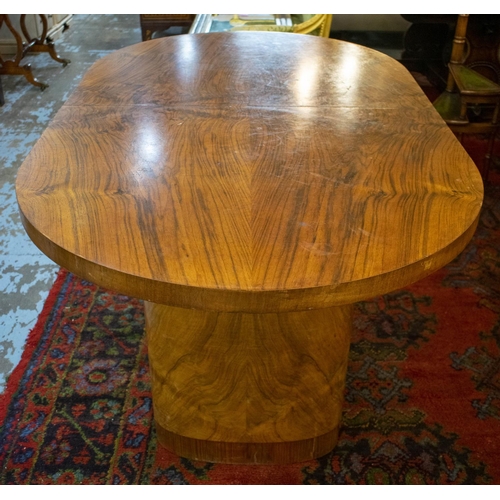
16;33;484;464
140;14;195;41
0;76;4;105
433;15;500;180
0;14;70;90
401;14;500;87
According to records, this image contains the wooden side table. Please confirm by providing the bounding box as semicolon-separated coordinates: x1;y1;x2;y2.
0;14;70;90
16;33;484;464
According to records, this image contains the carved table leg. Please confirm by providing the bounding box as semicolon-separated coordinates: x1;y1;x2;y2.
0;60;49;90
145;302;352;464
0;14;48;90
27;41;71;66
0;14;71;91
21;15;71;66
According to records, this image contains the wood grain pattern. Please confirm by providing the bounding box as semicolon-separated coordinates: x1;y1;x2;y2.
17;33;483;312
16;33;484;463
155;424;339;465
145;302;352;463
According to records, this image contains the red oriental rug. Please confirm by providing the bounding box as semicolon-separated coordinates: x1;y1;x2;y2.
1;181;500;484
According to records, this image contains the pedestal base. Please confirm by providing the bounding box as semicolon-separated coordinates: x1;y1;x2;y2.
145;302;352;464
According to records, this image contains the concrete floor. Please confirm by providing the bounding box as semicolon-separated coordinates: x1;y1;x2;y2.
0;14;141;392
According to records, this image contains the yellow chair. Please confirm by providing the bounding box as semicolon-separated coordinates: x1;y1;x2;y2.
230;14;332;38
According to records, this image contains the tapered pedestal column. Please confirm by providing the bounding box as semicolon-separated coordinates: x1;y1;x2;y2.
144;302;352;464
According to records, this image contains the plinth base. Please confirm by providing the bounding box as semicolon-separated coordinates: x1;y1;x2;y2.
145;302;352;464
155;421;340;464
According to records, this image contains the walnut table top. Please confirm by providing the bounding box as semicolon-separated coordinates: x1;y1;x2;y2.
16;33;484;464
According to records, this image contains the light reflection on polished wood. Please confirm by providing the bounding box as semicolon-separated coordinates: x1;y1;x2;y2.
16;33;484;463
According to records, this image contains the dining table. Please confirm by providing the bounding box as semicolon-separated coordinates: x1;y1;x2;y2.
16;32;484;464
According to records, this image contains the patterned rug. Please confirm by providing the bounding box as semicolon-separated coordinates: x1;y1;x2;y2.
1;182;500;484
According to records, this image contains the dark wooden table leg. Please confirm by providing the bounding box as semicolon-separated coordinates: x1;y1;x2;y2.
21;15;71;67
0;14;70;91
0;14;49;89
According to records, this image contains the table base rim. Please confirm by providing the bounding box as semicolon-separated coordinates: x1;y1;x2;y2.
155;421;339;464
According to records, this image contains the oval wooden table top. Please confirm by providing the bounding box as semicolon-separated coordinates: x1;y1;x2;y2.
17;33;484;313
